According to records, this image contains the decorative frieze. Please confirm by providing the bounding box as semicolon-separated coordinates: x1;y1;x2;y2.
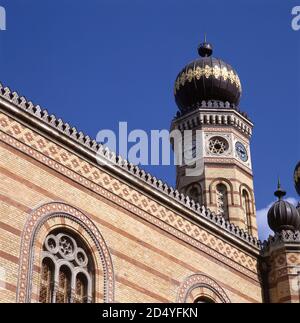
0;82;260;249
172;107;252;138
262;230;300;253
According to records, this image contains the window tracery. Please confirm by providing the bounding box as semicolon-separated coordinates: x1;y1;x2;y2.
39;231;93;303
216;184;229;219
208;137;229;155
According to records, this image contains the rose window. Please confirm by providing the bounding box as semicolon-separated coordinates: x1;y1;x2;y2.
208;137;229;155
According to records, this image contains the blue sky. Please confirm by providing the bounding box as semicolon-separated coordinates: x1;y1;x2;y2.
0;0;299;240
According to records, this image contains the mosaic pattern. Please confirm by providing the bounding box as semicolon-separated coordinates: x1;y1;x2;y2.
0;113;259;281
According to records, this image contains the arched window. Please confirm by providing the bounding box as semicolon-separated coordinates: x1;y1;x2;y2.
242;190;251;231
194;296;215;303
39;230;94;303
39;258;54;303
177;274;231;303
74;273;88;303
56;265;72;303
186;184;202;205
216;184;229;220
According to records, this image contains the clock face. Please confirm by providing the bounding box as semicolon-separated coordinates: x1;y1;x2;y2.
235;142;248;162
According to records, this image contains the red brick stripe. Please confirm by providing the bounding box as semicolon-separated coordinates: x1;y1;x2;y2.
111;249;180;286
1;191;260;303
115;275;170;303
0;221;22;237
0;144;261;302
0;192;31;214
0;280;17;293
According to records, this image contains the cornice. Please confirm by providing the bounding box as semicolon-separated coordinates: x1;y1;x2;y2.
262;230;300;255
171;105;253;138
0;82;261;254
173;100;252;123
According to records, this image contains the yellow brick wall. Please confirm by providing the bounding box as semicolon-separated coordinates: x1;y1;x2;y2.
0;112;264;303
267;248;300;303
204;165;257;236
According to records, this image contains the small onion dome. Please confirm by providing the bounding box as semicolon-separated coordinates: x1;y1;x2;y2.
294;161;300;196
267;181;300;233
174;42;242;113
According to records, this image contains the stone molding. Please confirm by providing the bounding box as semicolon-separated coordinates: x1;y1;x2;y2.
16;202;115;303
262;230;300;254
177;273;231;303
172;106;252;138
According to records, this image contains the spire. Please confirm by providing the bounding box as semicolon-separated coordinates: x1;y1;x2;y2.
274;178;286;200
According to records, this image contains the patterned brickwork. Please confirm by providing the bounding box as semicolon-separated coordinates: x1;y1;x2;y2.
0;113;259;278
0;146;263;303
0;109;267;303
263;233;300;303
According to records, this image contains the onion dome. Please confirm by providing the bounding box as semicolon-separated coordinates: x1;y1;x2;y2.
294;161;300;196
174;41;242;113
267;180;300;233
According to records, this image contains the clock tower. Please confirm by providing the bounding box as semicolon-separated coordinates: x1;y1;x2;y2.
171;41;258;237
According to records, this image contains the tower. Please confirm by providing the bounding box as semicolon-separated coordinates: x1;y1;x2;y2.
171;41;257;236
263;177;300;303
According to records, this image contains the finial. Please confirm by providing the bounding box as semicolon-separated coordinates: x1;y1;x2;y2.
197;34;213;57
274;178;286;200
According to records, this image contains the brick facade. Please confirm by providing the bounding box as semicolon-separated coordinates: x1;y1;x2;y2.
0;85;299;303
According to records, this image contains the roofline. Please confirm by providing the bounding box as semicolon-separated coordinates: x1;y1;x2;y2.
0;83;261;255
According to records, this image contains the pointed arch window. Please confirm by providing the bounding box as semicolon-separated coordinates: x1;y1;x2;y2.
38;230;94;303
216;184;229;220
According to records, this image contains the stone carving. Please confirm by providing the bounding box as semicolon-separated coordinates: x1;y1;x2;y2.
41;232;92;303
45;233;89;267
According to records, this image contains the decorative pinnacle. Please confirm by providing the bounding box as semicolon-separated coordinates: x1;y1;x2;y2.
197;34;213;57
274;178;286;200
